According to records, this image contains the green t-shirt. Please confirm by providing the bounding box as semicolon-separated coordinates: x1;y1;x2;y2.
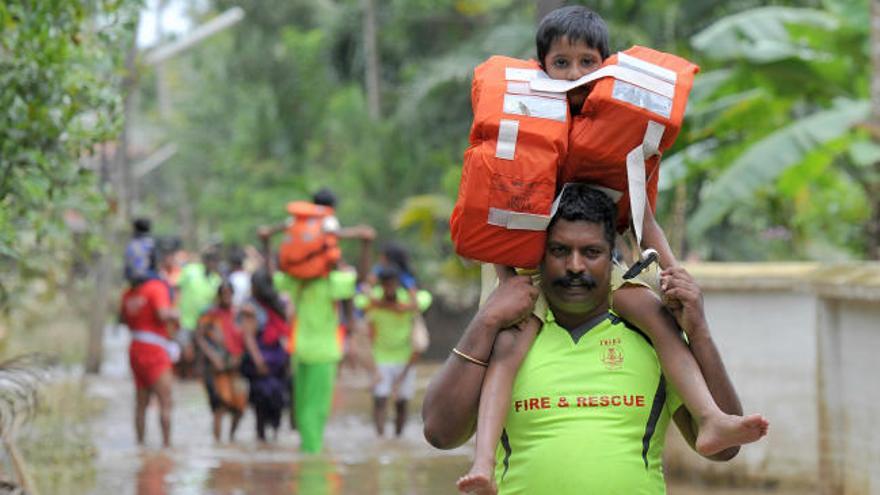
177;263;221;330
275;270;357;364
495;310;682;495
354;287;432;365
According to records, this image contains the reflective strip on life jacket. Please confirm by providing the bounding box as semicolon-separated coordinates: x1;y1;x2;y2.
504;67;548;82
505;81;567;100
487;208;551;231
495;119;519;160
502;94;568;122
618;52;677;84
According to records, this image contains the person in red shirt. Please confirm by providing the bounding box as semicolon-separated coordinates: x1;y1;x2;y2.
120;264;179;448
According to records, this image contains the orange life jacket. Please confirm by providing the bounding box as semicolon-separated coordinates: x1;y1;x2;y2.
450;56;569;269
278;202;341;280
533;46;700;239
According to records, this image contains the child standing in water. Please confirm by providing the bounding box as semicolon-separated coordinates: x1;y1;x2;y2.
457;7;768;495
356;266;432;437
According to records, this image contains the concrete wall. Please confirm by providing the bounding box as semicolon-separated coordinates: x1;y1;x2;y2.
662;263;880;495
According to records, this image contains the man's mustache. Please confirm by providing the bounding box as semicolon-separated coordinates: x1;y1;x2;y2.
552;273;598;289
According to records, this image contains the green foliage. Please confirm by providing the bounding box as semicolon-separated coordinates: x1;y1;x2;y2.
659;1;874;260
691;7;839;62
688;99;870;237
0;1;137;305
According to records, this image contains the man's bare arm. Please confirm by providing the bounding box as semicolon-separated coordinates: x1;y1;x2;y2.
421;274;538;449
663;267;743;461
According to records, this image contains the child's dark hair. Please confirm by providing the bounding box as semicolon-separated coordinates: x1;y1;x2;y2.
547;184;616;250
133;217;151;236
382;241;413;278
536;6;610;66
312;187;337;208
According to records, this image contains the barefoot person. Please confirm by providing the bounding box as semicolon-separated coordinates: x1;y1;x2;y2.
424;186;768;494
355;266;432;437
120;251;179;448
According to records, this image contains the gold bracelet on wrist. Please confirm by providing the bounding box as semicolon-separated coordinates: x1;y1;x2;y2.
452;347;489;367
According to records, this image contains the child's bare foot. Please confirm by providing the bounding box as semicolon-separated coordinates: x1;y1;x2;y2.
457;465;497;495
695;412;769;456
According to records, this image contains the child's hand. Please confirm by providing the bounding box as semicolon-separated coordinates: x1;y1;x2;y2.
391;374;406;398
480;273;539;330
660;266;706;337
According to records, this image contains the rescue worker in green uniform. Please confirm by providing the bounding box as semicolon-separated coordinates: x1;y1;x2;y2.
423;184;767;494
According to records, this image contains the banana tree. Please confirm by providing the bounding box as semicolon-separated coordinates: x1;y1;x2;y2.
661;3;874;260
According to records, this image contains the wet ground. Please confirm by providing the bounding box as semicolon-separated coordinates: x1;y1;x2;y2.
82;328;808;495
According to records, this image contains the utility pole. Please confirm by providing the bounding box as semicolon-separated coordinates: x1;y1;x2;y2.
362;0;381;120
156;0;170;119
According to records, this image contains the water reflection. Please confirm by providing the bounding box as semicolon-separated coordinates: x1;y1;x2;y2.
136;453;172;495
294;458;342;495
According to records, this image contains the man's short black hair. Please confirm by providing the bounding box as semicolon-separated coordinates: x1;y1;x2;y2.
202;249;220;264
547;184;617;250
536;6;610;66
312;187;337;208
133;217;151;236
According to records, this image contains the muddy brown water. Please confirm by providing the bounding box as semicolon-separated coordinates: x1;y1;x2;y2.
81;329;804;495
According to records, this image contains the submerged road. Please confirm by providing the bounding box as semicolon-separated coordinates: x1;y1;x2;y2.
82;327;801;495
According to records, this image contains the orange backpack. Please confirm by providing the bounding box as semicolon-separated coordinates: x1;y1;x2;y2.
533;46;700;242
450;56;569;269
278;202;341;280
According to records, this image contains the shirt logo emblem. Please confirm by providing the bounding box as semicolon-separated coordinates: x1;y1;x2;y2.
600;337;624;370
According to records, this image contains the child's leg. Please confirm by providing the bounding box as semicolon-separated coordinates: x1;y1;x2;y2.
394;399;407;437
457;316;540;495
393;367;416;437
373;396;388;436
613;285;767;456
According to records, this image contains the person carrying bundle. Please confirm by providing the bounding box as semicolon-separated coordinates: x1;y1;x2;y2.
440;7;769;495
259;187;375;453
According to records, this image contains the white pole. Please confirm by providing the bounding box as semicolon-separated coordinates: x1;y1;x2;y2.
144;7;245;66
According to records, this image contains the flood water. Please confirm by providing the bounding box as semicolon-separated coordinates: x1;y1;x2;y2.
81;328;805;495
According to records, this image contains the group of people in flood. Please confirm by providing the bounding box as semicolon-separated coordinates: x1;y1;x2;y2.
117;187;431;452
119;6;774;494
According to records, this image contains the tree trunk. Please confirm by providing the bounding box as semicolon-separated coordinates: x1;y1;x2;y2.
119;44;138;223
867;187;880;259
86;20;139;374
362;0;381;120
85;247;110;374
869;0;880;259
536;0;565;23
